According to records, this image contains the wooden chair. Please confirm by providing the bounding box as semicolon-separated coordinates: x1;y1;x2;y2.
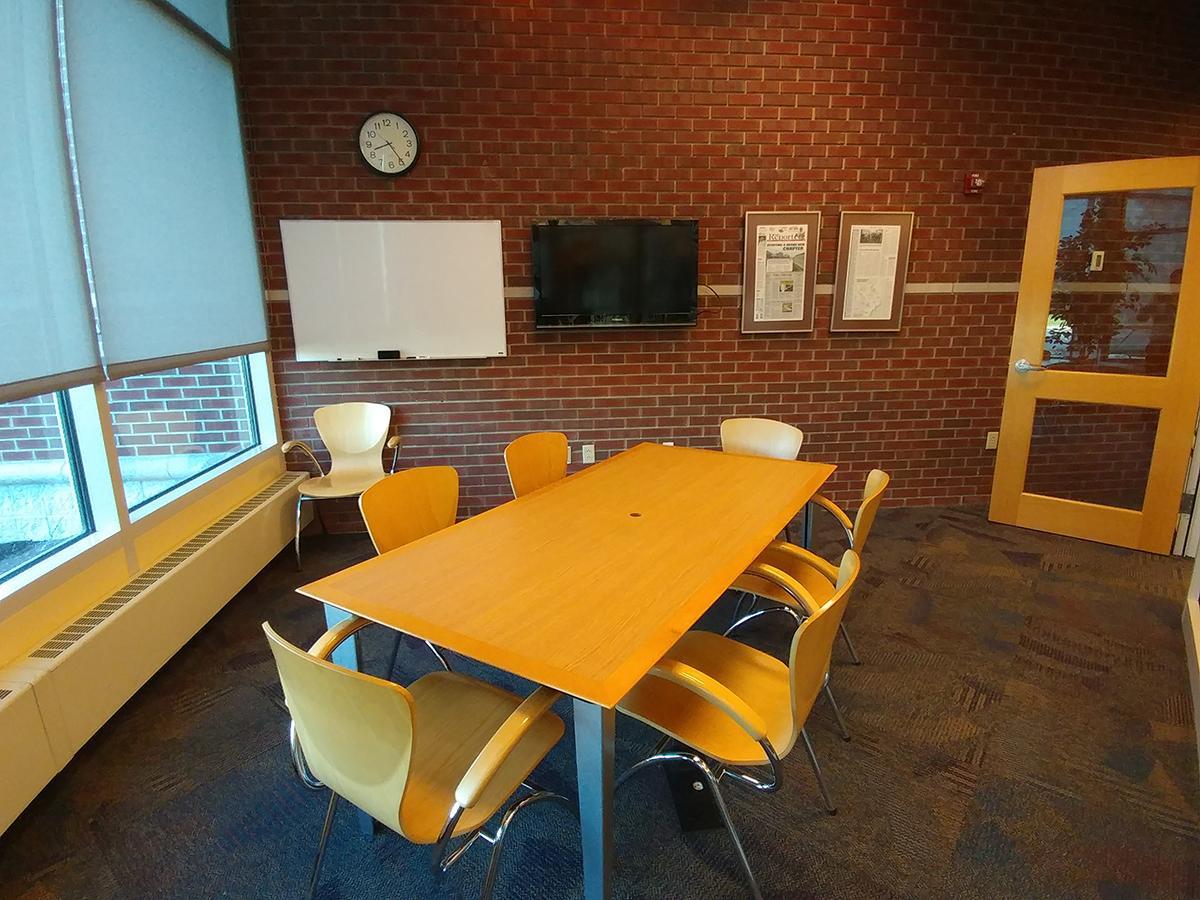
720;416;806;543
617;551;861;900
264;617;570;900
810;468;891;561
503;432;568;498
282;401;402;568
719;417;804;460
359;466;461;676
781;468;891;665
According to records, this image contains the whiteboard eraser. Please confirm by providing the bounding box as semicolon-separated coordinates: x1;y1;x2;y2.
377;350;401;360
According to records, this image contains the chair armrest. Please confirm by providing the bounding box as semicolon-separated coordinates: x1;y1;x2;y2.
644;658;767;742
385;435;401;473
737;562;822;615
307;615;373;661
281;440;325;477
455;686;562;809
759;540;840;583
809;494;854;545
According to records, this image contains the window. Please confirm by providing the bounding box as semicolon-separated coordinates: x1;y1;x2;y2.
105;355;261;510
1;1;276;595
0;392;93;582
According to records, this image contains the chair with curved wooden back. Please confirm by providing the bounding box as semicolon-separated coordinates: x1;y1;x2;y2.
282;401;402;568
618;551;861;899
811;468;891;556
719;417;804;460
359;466;461;674
503;432;568;498
264;617;570;900
799;468;891;664
360;466;459;554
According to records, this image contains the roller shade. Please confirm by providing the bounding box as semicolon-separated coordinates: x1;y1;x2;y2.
64;0;267;379
0;1;102;403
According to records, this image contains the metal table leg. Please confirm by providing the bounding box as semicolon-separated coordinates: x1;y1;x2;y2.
573;699;614;900
322;604;360;670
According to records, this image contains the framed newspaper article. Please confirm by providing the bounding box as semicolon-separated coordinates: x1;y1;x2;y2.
830;211;914;333
741;211;821;334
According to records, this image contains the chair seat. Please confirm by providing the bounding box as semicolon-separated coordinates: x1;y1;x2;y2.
732;544;835;610
618;631;796;767
398;672;564;844
297;471;385;499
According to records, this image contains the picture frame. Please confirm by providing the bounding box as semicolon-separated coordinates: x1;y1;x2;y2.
830;211;914;333
740;211;821;334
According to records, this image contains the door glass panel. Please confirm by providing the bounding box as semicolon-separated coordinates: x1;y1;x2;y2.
1045;188;1191;375
1024;400;1158;510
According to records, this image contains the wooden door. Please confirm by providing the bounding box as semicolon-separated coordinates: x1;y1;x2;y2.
989;157;1200;553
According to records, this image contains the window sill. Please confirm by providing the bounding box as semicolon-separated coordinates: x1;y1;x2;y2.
0;443;282;623
127;443;266;523
0;528;117;604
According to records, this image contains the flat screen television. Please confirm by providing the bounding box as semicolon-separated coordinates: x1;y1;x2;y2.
531;219;699;328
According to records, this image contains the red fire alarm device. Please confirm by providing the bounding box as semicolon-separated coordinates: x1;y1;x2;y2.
963;172;986;195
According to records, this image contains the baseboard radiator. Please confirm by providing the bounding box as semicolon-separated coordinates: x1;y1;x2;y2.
0;473;303;835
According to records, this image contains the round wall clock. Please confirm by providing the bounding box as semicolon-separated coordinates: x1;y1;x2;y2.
357;112;419;176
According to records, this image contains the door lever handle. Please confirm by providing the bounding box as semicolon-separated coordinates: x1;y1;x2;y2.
1013;357;1046;374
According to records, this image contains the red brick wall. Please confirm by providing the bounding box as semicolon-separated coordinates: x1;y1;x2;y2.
0;360;256;469
232;0;1200;529
1023;402;1159;510
104;359;256;459
0;395;67;464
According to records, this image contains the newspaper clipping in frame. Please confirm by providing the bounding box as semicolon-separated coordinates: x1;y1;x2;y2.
843;224;901;320
753;223;808;322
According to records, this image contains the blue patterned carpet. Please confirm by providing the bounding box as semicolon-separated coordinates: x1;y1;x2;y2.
1;506;1197;899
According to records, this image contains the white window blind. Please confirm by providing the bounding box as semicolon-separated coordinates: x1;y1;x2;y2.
165;0;231;47
0;1;101;403
63;0;267;379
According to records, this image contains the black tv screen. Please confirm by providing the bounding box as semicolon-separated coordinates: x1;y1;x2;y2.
531;219;699;328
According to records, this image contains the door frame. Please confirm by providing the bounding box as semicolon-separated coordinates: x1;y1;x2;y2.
989;156;1200;553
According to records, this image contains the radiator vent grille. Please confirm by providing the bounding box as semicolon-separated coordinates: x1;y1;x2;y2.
0;689;11;701
27;474;300;661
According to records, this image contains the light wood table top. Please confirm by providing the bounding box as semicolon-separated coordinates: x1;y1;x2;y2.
299;443;834;708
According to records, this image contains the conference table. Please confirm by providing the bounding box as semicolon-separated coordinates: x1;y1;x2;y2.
299;442;834;899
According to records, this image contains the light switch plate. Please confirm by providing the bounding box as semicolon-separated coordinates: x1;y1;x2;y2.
985;431;999;450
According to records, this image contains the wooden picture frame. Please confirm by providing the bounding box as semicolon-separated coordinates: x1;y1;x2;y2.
741;211;821;334
830;211;914;332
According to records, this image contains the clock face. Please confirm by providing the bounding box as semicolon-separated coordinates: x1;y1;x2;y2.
358;112;418;176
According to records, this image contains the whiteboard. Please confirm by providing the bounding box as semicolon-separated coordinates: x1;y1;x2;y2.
279;219;507;361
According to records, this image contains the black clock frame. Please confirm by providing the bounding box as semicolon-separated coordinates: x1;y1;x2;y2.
356;111;420;177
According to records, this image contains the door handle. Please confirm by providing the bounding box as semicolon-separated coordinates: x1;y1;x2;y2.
1013;357;1046;374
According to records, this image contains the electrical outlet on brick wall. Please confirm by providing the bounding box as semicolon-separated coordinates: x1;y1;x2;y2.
985;431;999;450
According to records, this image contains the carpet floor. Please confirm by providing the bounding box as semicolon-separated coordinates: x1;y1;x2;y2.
1;506;1198;899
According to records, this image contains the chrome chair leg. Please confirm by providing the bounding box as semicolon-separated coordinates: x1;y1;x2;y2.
730;590;748;629
839;622;863;665
480;791;573;900
424;640;453;672
384;633;453;682
618;751;763;900
799;729;837;815
823;681;851;742
307;791;339;899
294;496;305;571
